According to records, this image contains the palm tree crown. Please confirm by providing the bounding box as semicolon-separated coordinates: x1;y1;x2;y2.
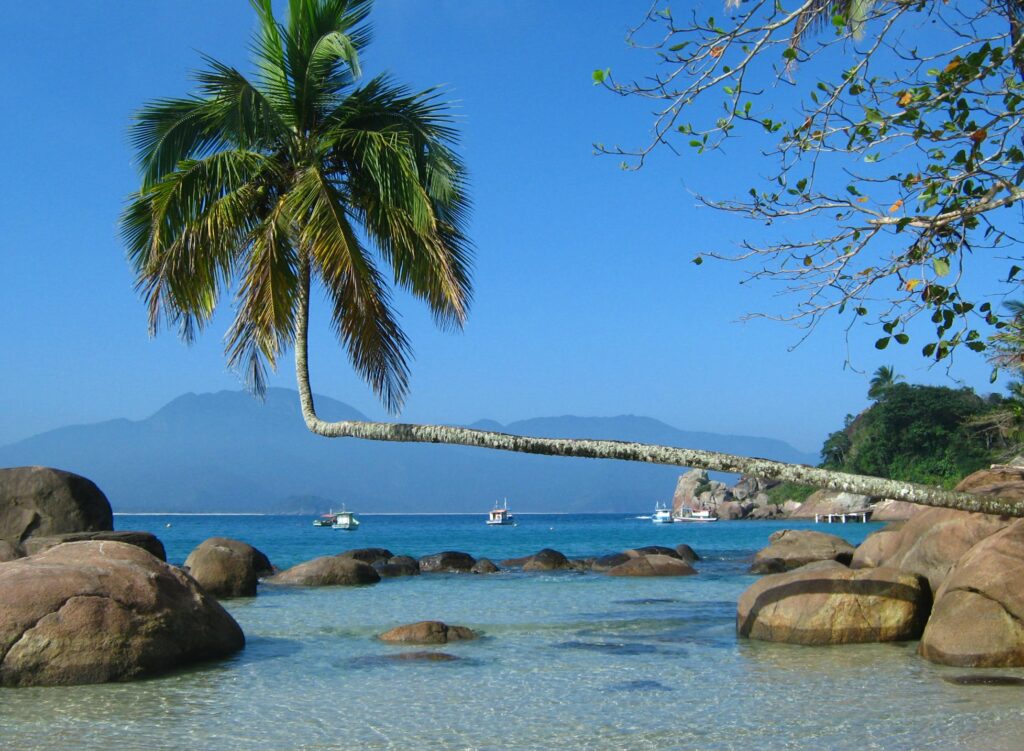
868;364;903;400
122;0;473;412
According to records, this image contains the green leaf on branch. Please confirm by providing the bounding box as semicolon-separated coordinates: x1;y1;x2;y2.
875;337;891;350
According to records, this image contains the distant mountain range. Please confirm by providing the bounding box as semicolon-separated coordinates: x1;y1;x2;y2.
0;389;819;513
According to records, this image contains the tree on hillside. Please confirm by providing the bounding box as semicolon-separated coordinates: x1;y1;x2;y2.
867;365;903;400
123;0;1024;517
597;0;1024;368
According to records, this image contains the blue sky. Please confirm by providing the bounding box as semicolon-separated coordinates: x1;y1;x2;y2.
0;1;1006;453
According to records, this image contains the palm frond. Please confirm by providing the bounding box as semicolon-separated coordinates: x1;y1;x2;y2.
226;195;299;394
289;166;412;411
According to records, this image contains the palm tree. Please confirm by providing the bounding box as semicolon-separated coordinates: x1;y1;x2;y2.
122;0;1021;518
868;365;903;400
123;0;471;412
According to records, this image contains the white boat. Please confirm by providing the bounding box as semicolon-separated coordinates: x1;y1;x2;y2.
486;499;516;526
331;509;360;530
675;507;718;523
652;502;674;524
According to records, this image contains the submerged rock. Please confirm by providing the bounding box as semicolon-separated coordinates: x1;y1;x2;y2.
0;466;112;542
606;554;697;577
266;556;380;587
418;551;476;573
736;561;931;645
0;541;244;686
920;519;1024;667
749;529;855;574
378;621;478;644
184;537;273;598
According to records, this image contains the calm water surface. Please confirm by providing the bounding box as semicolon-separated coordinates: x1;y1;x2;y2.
2;513;1022;751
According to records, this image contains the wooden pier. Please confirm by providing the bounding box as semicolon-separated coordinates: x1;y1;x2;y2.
814;510;873;524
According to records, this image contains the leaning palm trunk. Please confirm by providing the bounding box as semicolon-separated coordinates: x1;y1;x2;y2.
294;261;1024;518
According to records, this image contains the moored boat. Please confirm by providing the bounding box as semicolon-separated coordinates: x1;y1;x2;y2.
487;499;516;526
313;511;337;527
331;508;360;530
652;502;674;524
675;506;718;523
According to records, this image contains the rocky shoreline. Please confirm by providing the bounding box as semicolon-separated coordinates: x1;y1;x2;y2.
3;463;1024;687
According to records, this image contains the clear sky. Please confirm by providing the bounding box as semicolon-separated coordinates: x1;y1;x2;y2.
0;1;1006;454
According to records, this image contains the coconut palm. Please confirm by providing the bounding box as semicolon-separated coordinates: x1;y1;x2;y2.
868;365;903;400
123;0;472;412
122;0;1022;518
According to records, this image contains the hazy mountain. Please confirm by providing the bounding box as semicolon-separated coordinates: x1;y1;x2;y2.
0;389;818;513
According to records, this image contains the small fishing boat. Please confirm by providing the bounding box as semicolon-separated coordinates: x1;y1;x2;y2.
652;502;674;524
332;509;360;530
313;511;338;527
486;499;516;526
675;507;718;523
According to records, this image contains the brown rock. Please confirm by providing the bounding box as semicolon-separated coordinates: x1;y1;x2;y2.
378;620;478;644
589;553;631;571
418;551;476;573
0;540;23;562
737;561;931;645
522;549;571;571
0;467;112;542
787;490;872;519
606;554;697;577
626;546;680;559
870;507;1011;593
471;558;499;574
23;531;166;561
920;519;1024;667
749;529;854;574
850;523;905;569
0;541;244;686
266;556;380;587
374;555;421;578
870;499;928;522
338;548;393;565
184;537;273;598
716;501;745;520
675;544;700;563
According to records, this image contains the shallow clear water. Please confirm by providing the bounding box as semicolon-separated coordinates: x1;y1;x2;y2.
2;514;1023;750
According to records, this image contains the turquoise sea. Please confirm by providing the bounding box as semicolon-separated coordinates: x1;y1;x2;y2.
3;513;1024;751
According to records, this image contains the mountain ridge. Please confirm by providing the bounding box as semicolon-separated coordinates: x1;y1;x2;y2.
0;389;818;513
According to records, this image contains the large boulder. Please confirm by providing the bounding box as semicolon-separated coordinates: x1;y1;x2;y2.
0;541;244;686
184;538;273;598
850;523;905;569
378;620;478;644
0;467;112;542
737;561;931;645
418;551;476;573
22;531;167;561
522;548;572;571
672;469;710;514
868;507;1011;593
787;490;872;519
675;544;700;563
716;501;746;520
606;554;697;577
589;553;631;572
749;529;855;574
920;519;1024;667
266;556;380;587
